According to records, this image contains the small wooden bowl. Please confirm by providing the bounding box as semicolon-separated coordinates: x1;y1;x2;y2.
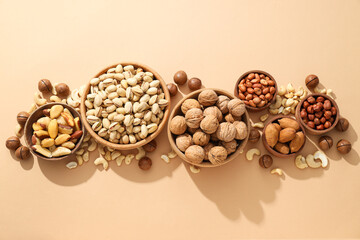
234;70;278;112
80;62;171;150
295;93;339;135
262;115;306;158
24;102;85;161
167;88;250;168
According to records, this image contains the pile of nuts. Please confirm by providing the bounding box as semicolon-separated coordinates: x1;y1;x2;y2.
169;89;248;165
31;105;83;157
264;118;305;155
300;95;337;130
237;72;276;108
85;64;169;144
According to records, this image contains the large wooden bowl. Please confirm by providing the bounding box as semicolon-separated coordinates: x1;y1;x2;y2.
80;62;171;150
24;102;85;161
167;88;250;168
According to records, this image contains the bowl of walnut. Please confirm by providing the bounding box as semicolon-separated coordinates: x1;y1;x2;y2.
167;88;250;168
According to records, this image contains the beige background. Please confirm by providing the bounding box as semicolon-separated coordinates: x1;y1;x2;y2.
1;0;360;239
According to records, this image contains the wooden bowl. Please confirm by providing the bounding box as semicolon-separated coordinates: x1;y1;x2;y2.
167;88;250;168
80;62;171;150
262;115;306;158
234;70;278;111
24;102;85;161
295;93;339;135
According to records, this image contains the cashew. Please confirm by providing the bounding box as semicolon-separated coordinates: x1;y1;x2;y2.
52;83;58;95
294;87;304;97
287;83;295;93
282;107;291;115
71;89;81;102
88;139;97;152
67;96;79;108
115;155;125;166
271;168;283;176
190;165;200;173
94;157;109;170
281;98;287;107
314;86;326;94
269;95;282;109
83;134;91;142
82;151;89;162
326;89;335;99
79;85;87;97
66;161;77;169
104;151;111;161
295;155;308;169
98;144;105;155
76;155;84;166
61;99;67;104
168;150;177;159
50;96;62;102
34;92;47;106
28;103;37;114
260;114;269;122
278;85;286;96
125;154;135;165
269;108;279;115
111;151;121;160
284;92;294;99
135;147;146;160
251;122;264;128
314;151;328;168
76;148;85;155
299;89;308;100
15;124;23;138
305;154;321;168
285;98;294;107
161;154;170;163
246;148;261;161
278;106;284;114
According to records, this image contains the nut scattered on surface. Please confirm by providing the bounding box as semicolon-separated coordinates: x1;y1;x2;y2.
174;70;187;85
336;118;349;132
314;150;328;168
318;135;333;151
38;79;53;93
167;83;178;97
246;148;260;161
94;157;109;170
295;155;308;169
55;83;70;97
66;161;78;169
259;154;273;168
336;139;352;154
143;139;157;152
248;128;260;143
188;77;202;90
271;168;283;176
189;164;200;173
305;74;319;88
138;157;152;170
17;111;30;126
6;136;21;150
15;146;31;160
305;154;321;168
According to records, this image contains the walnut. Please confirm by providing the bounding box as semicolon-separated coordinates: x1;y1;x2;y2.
198;89;218;107
175;133;193;152
187;126;199;135
185;108;203;128
210;132;219;142
216;122;236;142
208;146;228;165
216;95;230;114
233;121;248;140
200;115;219;134
203;142;215;160
203;106;222;122
193;130;210;146
224;113;242;123
181;99;201;114
228;99;246;117
221;140;237;154
170;116;187;135
185;145;205;164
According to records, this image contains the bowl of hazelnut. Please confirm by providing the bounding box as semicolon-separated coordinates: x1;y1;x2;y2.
24;102;85;160
80;62;171;150
262;116;306;158
234;70;278;111
167;88;250;168
295;93;339;135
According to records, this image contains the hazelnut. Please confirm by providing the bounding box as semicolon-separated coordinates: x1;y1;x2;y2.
176;134;193;152
55;83;70;97
336;118;349;132
15;146;31;160
203;106;222;122
138;157;152;170
181;99;201;114
228;99;246;117
305;74;319;88
38;79;53;93
203;143;215;160
200;115;219;134
336;139;351;154
173;70;187;85
216;122;236;142
259;154;273;168
318;135;333;150
248;128;260;143
166;83;178;97
17;111;30;126
185;145;205;164
198;89;218;107
216;95;230;114
221;140;237;154
6;136;21;150
193;130;210;146
143;140;157;152
188;77;202;91
233;121;248;140
208;146;228;165
170;116;187;135
185;108;203;129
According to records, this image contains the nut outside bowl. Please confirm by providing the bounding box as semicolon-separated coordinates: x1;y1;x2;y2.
295;93;339;135
262;115;306;158
80;62;171;151
234;70;278;112
24;102;85;161
167;88;250;168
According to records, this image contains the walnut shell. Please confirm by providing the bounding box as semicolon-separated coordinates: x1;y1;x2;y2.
216;122;236;142
176;133;193;152
228;99;246;117
185;108;203;128
210;132;219;142
198;89;218;107
224;113;242;123
233;121;248;140
200;115;219;134
221;140;238;154
203;142;215;160
216;95;230;114
193;130;210;146
208;146;228;165
170;116;187;135
187;126;199;135
181;99;201;114
203;106;223;122
185;145;205;164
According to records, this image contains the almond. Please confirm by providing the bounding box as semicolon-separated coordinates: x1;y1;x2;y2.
61;112;74;127
265;123;279;148
70;130;83;140
275;142;290;154
279;128;296;143
41;138;55;148
50;105;64;119
278;118;300;131
289;131;305;153
58;124;73;135
48;119;59;139
34;130;50;140
55;134;71;145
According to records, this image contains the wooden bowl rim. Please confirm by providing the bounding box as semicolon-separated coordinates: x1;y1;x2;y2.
80;62;171;150
24;102;85;161
262;115;307;158
295;93;340;135
234;70;278;111
167;88;250;168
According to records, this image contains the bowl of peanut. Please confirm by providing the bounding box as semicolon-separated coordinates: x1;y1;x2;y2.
80;62;171;150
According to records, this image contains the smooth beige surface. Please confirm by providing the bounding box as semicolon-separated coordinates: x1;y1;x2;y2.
1;0;359;239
